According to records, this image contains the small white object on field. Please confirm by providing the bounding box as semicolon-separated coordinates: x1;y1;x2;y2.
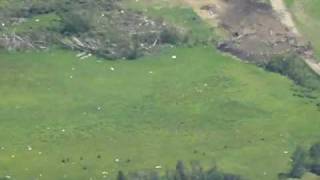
283;151;289;154
171;55;177;59
155;165;162;169
1;23;5;27
5;175;11;179
204;83;208;87
115;158;120;162
102;171;108;175
77;52;86;57
27;145;32;151
69;75;73;79
110;67;115;71
61;129;66;132
72;67;76;71
35;19;40;22
11;155;15;158
97;106;102;111
39;174;42;177
1;146;5;150
149;71;153;74
38;151;42;155
263;172;267;175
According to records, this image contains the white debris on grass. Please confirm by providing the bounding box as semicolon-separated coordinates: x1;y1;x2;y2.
80;53;92;60
11;154;15;158
114;158;120;162
76;52;86;57
1;23;5;27
27;145;32;151
120;10;125;14
35;19;40;22
1;146;5;150
102;171;108;175
71;67;76;71
149;71;153;74
5;175;11;179
171;55;177;59
61;129;66;133
97;106;102;111
283;151;289;154
110;67;115;71
155;165;162;169
69;75;73;79
39;174;42;177
38;151;42;155
204;83;208;87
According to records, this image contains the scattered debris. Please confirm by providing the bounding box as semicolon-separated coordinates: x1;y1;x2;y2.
172;55;177;59
27;145;32;151
110;67;115;71
155;165;162;169
115;158;120;162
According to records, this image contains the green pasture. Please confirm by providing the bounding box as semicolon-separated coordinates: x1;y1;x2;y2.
1;47;320;179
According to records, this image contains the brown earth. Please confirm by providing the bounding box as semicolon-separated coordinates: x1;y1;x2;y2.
184;0;317;68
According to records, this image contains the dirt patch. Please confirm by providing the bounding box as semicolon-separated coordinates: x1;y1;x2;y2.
185;0;313;65
214;0;306;64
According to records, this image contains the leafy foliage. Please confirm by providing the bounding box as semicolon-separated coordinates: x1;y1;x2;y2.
118;161;243;180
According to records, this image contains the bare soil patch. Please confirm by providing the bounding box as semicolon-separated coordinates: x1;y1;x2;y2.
185;0;314;66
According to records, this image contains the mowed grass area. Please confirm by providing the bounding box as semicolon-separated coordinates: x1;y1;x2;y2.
286;0;320;60
1;47;320;180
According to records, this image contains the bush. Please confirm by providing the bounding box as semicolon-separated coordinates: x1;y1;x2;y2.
58;10;92;35
117;161;243;180
288;147;307;178
310;143;320;160
160;27;182;45
266;54;320;90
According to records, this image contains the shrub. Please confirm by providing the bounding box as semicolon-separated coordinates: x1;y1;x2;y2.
160;27;182;45
310;143;320;160
58;10;92;35
266;54;320;90
288;147;307;178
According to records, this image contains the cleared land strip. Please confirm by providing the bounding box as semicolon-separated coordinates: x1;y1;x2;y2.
184;0;320;76
266;0;320;76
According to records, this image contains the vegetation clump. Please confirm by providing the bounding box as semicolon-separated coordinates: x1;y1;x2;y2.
117;161;243;180
279;143;320;179
0;0;187;59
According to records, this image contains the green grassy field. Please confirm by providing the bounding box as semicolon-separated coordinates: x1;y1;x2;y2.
1;0;320;180
1;47;320;180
